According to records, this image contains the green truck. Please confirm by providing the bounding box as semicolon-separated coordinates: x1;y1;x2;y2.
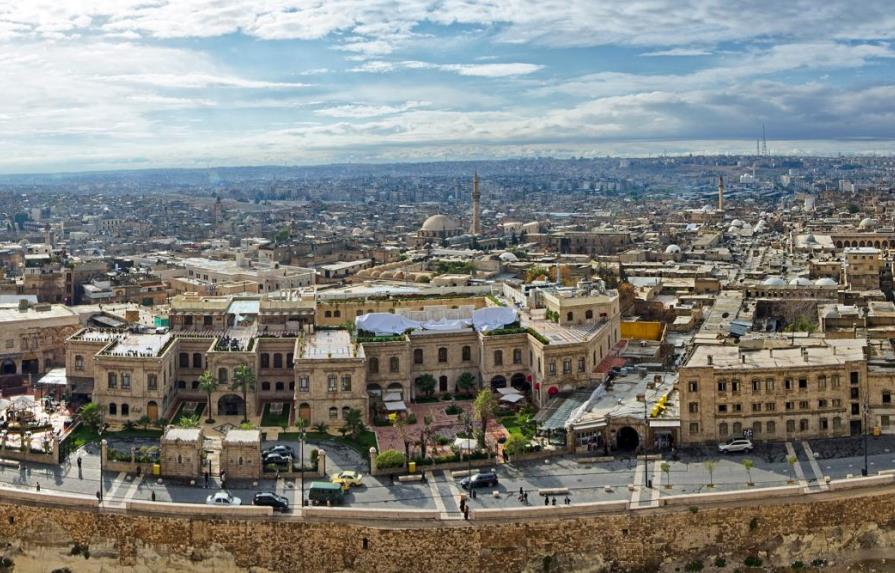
308;481;345;506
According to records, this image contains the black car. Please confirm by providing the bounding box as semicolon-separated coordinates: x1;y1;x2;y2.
253;491;290;512
460;470;499;490
263;444;296;458
262;452;293;467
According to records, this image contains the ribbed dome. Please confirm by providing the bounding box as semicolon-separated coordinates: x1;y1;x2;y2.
789;277;813;286
665;244;681;254
815;278;838;286
859;217;877;230
762;277;786;286
421;214;460;232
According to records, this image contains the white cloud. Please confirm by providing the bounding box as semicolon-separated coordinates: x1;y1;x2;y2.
315;101;429;118
98;73;307;89
350;59;542;77
642;48;713;57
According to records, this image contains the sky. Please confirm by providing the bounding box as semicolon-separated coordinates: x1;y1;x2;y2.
4;1;895;173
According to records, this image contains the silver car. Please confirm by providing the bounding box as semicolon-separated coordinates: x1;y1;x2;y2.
206;491;242;506
718;438;753;453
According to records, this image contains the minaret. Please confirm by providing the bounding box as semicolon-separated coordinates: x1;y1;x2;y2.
471;171;481;235
718;175;725;211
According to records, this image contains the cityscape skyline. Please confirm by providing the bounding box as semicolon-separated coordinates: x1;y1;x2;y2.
5;1;895;173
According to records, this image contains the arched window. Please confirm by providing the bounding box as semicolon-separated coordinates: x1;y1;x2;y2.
329;407;338;419
324;310;332;318
276;381;285;391
438;347;448;363
177;454;183;464
218;368;228;384
109;403;117;416
74;355;84;370
287;353;294;368
513;349;522;364
193;353;202;368
585;310;594;320
799;419;809;432
262;382;271;391
121;403;129;416
341;375;352;392
462;346;471;361
334;310;341;318
177;380;186;389
718;422;729;436
179;353;189;368
260;353;270;369
342;406;351;419
191;380;199;390
732;422;742;435
107;372;117;389
414;349;424;365
566;312;573;322
389;357;400;373
273;353;283;369
369;357;379;374
494;350;503;366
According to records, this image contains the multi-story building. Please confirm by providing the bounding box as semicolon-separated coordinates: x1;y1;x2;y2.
679;341;868;444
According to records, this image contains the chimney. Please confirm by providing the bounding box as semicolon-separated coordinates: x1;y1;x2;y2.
769;349;773;358
707;354;713;366
802;347;808;362
741;354;746;364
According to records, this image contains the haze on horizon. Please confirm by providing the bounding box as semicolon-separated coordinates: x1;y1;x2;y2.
4;1;895;174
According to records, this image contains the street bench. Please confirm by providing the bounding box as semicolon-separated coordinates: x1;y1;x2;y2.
398;474;424;483
538;487;569;496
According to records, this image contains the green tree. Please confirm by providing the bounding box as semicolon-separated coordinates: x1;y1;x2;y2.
136;415;152;431
456;372;477;395
473;389;496;449
78;402;102;432
393;417;411;467
177;414;201;428
343;408;367;440
312;422;328;434
704;460;717;487
416;374;437;398
503;434;527;457
420;415;434;459
198;370;217;423
661;462;671;488
230;363;256;423
786;454;798;482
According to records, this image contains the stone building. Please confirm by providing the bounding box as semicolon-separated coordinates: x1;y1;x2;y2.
220;428;261;480
160;427;204;479
0;303;80;380
293;330;367;426
679;341;867;444
844;247;882;291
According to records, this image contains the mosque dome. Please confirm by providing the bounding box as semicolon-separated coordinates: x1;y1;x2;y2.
499;252;519;262
665;244;682;254
762;277;786;286
789;277;813;286
815;278;838;287
859;217;877;230
421;214;461;233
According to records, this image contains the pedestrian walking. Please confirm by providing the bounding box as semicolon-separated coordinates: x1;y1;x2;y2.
544;495;549;506
460;498;466;512
523;492;529;503
519;486;523;496
151;491;156;502
35;482;40;492
203;470;209;488
564;496;570;505
463;506;469;520
552;497;556;506
77;456;82;470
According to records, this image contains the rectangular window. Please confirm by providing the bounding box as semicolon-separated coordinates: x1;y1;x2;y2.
852;403;860;415
689;422;700;434
752;403;761;412
548;361;556;376
688;381;698;393
784;378;793;391
717;381;727;392
884;392;892;404
851;372;860;385
327;375;337;392
883;415;891;428
832;399;842;408
850;387;860;400
731;380;741;394
820;418;829;430
831;375;840;389
765;402;776;411
688;402;699;413
718;404;728;413
798;378;808;391
121;374;130;390
577;357;585;372
766;378;775;392
799;400;809;409
787;419;796;433
766;421;776;435
562;359;572;374
147;374;157;391
299;376;309;392
751;379;761;393
785;401;794;411
341;375;352;392
818;376;827;391
732;403;742;412
818;399;828;408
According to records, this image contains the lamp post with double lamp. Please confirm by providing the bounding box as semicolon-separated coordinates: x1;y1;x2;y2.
300;426;307;507
98;422;108;502
643;395;650;489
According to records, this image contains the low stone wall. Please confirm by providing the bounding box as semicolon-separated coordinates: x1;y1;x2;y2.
5;477;895;571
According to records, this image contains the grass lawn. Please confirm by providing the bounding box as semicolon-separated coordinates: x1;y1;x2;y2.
261;402;290;428
66;425;98;449
172;402;205;425
278;430;378;457
64;425;163;450
499;415;528;440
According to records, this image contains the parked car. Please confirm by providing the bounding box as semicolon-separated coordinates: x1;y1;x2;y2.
263;444;296;458
718;438;753;453
206;491;241;506
308;481;345;506
262;452;293;467
331;471;364;489
460;469;499;490
252;491;290;512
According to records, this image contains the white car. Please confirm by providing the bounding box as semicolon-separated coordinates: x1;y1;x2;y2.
718;438;753;454
205;491;242;506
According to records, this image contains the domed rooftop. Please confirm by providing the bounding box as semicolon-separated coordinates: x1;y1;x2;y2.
815;278;838;287
421;214;461;233
665;244;681;254
805;234;817;243
499;252;519;262
859;217;877;230
762;277;786;286
789;277;813;286
731;219;745;227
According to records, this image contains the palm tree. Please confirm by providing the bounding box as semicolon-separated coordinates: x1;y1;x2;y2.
343;408;366;440
394;416;411;467
420;415;434;459
661;462;671;489
230;363;255;424
198;370;217;423
473;389;496;449
456;372;477;396
704;460;716;488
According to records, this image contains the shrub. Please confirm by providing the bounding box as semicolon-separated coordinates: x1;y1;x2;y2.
688;506;699;514
811;559;828;568
310;449;319;466
442;393;453;401
684;560;703;572
791;561;805;570
714;557;726;568
406;413;417;424
445;405;462;416
748;517;759;531
744;556;762;567
375;449;406;469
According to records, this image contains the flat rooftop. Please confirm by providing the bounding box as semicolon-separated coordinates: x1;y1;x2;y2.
302;329;355;359
569;371;680;430
0;305;79;325
686;340;866;369
101;332;173;357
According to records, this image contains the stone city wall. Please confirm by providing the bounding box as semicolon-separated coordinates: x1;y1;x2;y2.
3;482;895;571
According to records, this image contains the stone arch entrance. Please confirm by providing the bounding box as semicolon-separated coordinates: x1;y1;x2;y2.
297;402;311;424
510;373;529;393
217;394;245;417
0;359;14;375
147;401;159;422
617;426;640;451
490;375;507;391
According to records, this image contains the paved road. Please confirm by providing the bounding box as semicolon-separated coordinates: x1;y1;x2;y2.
6;436;895;512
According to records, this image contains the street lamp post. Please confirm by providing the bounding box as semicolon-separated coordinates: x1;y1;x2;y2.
643;397;649;489
98;423;107;502
863;402;870;476
300;426;306;507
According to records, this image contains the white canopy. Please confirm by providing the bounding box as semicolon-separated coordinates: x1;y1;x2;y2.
384;401;407;412
357;306;517;335
356;313;419;336
500;393;525;404
453;438;478;451
472;306;518;332
383;392;403;402
496;387;520;396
